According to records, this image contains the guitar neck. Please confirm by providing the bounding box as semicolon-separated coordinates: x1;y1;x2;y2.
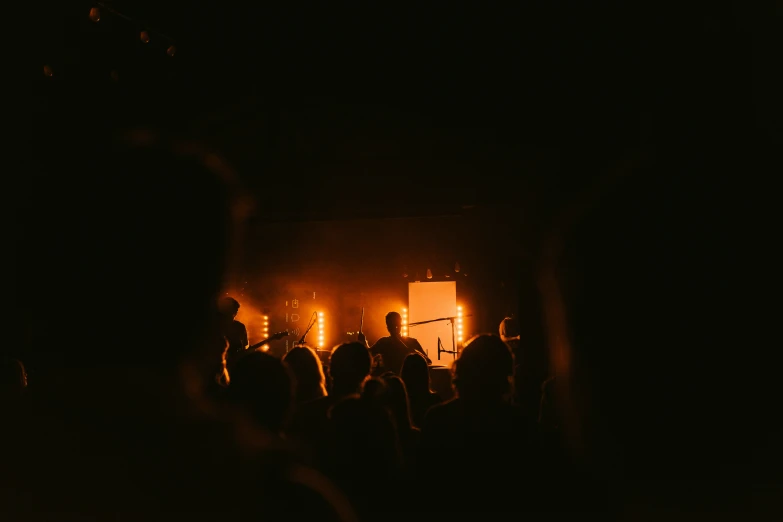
248;331;288;351
249;339;271;351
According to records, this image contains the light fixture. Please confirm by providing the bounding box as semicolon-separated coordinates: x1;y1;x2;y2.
317;312;325;348
89;7;101;22
455;262;460;272
166;45;177;57
426;268;432;279
140;31;150;43
457;306;464;342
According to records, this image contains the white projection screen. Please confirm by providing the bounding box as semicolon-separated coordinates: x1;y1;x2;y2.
408;281;457;367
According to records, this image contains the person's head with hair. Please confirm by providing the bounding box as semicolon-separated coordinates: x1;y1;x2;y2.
400;352;432;396
499;316;520;342
453;334;514;401
218;297;241;319
329;385;402;485
360;377;386;401
226;350;294;435
328;342;372;396
380;375;413;432
283;345;327;404
384;311;403;337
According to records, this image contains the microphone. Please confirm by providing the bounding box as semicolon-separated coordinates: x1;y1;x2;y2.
297;311;317;345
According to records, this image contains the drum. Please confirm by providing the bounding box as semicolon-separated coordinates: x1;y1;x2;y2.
428;364;454;401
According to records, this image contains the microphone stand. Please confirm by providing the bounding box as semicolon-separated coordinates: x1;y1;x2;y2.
294;311;317;350
408;314;472;361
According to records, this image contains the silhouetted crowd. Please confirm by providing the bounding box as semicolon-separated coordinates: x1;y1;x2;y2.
217;305;564;517
4;312;571;520
11;129;780;521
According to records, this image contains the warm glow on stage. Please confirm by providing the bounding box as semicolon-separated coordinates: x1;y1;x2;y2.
408;281;460;366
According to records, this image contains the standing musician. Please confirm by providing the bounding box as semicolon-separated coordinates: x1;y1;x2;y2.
359;311;431;375
217;296;249;369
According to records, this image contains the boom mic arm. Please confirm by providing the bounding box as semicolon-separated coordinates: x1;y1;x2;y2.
297;311;318;345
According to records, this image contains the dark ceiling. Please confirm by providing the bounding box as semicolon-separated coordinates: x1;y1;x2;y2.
32;2;779;226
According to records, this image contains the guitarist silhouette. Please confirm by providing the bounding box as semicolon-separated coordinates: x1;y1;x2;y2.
217;330;290;387
218;296;249;365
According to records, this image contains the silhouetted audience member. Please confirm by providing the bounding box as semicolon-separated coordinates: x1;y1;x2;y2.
329;378;405;517
283;345;328;405
287;342;372;466
380;375;420;472
500;316;547;420
361;375;387;400
419;334;536;513
226;350;294;436
364;311;430;375
11;129;345;519
400;353;442;428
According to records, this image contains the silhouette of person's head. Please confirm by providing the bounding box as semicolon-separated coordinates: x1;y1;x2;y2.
453;334;514;401
400;352;431;395
227;350;294;435
361;377;386;401
499;316;520;341
219;297;241;319
330;380;402;477
328;342;372;395
381;375;413;431
283;345;327;404
385;311;402;337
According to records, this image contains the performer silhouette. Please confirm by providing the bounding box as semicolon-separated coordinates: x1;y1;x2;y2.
218;296;248;368
359;311;431;375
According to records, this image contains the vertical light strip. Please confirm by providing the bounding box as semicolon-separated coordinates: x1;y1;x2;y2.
318;312;325;348
401;307;408;337
263;315;269;338
456;306;463;344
